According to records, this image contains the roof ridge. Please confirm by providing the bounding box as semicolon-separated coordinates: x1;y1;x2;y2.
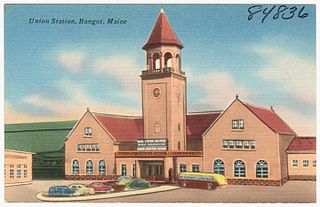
92;112;142;119
187;110;223;115
244;102;274;112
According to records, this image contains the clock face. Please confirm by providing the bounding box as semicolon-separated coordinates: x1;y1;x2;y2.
153;88;161;98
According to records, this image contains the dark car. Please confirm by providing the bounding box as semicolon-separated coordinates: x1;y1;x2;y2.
87;182;114;193
48;185;81;197
126;178;151;190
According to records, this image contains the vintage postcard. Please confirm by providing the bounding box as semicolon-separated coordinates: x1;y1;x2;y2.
2;2;317;206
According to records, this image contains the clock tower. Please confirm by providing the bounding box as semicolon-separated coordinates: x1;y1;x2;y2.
141;9;186;151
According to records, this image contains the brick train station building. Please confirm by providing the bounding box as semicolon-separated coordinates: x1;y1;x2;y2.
64;9;316;186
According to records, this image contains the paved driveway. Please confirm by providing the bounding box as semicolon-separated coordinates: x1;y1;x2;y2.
5;180;316;203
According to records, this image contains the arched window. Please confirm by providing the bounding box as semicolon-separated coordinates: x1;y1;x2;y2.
256;160;268;178
176;54;180;70
213;159;225;175
152;53;160;70
234;160;245;177
164;52;172;68
86;160;93;174
99;160;106;175
154;122;161;133
72;160;79;175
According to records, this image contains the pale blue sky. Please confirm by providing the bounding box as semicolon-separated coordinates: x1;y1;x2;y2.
4;4;316;135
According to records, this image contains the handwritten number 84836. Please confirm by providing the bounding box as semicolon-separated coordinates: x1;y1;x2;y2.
248;5;308;23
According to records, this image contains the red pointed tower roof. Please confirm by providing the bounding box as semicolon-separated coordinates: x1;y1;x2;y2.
143;9;183;50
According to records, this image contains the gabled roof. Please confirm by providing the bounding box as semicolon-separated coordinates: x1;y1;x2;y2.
93;113;143;142
287;136;316;153
143;9;183;50
244;103;296;135
186;112;222;139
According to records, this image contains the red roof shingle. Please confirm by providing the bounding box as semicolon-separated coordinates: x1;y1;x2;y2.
94;113;143;142
287;137;316;152
93;112;221;141
244;103;296;135
186;112;221;139
143;10;183;50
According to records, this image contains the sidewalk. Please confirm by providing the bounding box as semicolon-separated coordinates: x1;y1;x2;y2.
36;185;180;202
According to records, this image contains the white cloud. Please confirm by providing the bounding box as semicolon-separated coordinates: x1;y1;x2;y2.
191;71;253;109
92;55;141;98
58;52;85;72
275;105;316;136
253;45;316;105
5;80;141;124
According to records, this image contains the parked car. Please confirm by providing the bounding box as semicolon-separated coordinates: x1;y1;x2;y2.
87;182;114;193
117;175;132;185
126;178;151;190
48;185;81;197
68;183;95;195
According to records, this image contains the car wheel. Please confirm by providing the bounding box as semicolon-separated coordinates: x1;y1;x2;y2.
207;184;216;190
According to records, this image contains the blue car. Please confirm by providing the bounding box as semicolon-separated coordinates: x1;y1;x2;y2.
48;185;81;197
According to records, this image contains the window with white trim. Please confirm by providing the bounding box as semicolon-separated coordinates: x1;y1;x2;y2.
228;141;235;148
23;164;27;178
17;164;21;178
292;160;298;167
10;165;14;178
256;160;268;178
72;160;79;174
84;127;92;136
243;141;249;149
180;164;187;172
86;160;93;174
234;160;245;177
313;160;316;167
99;160;106;175
222;140;228;148
192;164;199;172
121;164;127;176
303;160;309;167
213;159;225;175
235;141;243;148
232;120;244;129
250;141;256;149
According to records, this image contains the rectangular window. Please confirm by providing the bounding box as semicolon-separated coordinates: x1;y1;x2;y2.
10;165;14;178
292;160;298;167
243;141;249;149
238;120;244;129
86;144;91;151
232;120;238;129
132;164;136;177
121;164;127;176
250;141;256;149
180;164;187;172
303;160;309;167
77;144;81;151
228;141;234;148
91;144;96;151
313;160;316;167
222;140;228;148
235;141;243;148
84;127;92;136
178;123;181;131
192;164;199;172
24;169;27;178
17;164;21;178
96;144;100;151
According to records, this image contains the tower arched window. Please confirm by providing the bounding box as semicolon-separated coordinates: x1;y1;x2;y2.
86;160;93;174
99;160;106;175
164;52;173;68
234;160;245;177
256;160;268;178
152;53;160;70
176;54;180;70
154;122;161;134
72;159;79;175
213;159;225;175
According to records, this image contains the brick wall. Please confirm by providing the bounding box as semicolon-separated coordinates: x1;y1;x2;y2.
289;175;316;181
227;178;286;186
65;174;119;180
